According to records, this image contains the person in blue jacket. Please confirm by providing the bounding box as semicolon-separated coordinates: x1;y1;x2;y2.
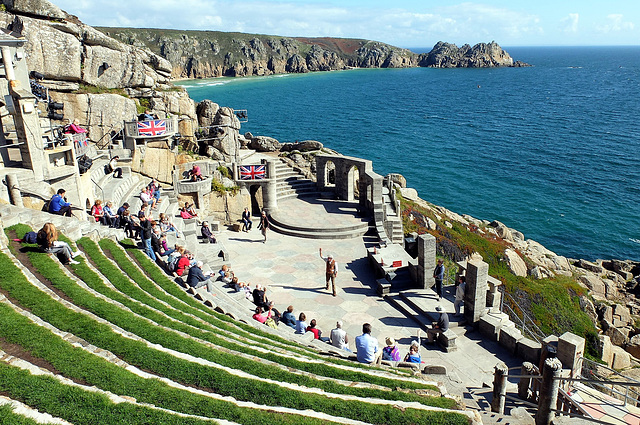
48;188;72;217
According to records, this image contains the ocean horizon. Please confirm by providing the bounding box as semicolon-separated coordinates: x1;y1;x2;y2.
178;46;640;263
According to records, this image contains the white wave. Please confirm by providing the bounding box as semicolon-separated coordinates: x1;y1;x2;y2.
630;238;640;244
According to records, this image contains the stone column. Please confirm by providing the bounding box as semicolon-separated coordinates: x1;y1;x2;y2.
536;357;563;425
464;258;489;325
491;362;509;414
315;157;326;191
557;332;585;380
417;233;436;290
262;160;278;214
518;362;535;400
6;174;23;208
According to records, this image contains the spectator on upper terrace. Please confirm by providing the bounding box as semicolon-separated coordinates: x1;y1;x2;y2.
140;188;156;210
140;213;156;262
189;164;204;182
295;312;307;335
184;202;198;218
63;118;87;135
36;222;83;265
281;306;297;329
186;261;213;291
158;213;180;237
148;179;162;204
140;110;156;121
355;323;381;365
48;189;72;217
106;155;122;179
201;221;216;243
426;305;449;343
103;201;119;228
91;200;105;224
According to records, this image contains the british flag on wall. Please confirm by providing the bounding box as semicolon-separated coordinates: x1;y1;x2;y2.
137;120;166;136
239;165;266;180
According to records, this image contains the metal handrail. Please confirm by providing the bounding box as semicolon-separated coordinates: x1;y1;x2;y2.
96;125;123;150
91;177;105;203
581;357;640;406
499;290;547;342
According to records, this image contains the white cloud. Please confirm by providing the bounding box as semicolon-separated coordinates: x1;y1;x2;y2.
596;14;634;33
561;13;579;33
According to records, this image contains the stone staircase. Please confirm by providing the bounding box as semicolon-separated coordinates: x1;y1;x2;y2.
274;160;319;200
267;213;371;240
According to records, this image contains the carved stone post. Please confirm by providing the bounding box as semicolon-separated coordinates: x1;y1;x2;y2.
536;357;563;425
491;362;509;414
417;233;436;289
262;160;278;214
464;258;489;325
518;362;535;400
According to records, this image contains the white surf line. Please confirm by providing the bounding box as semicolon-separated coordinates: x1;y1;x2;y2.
3;247;471;420
0;395;73;425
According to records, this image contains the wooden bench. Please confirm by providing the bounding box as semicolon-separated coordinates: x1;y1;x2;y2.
437;329;458;353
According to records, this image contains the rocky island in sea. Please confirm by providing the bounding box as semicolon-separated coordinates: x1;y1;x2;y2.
0;1;639;422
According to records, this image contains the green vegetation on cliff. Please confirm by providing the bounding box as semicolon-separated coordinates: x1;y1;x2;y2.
399;195;599;358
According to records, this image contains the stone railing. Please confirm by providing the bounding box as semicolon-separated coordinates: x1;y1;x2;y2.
123;117;178;139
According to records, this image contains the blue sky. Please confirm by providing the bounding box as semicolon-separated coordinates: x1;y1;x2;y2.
57;0;638;47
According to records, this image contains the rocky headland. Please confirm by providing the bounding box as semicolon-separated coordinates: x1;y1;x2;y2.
97;27;528;79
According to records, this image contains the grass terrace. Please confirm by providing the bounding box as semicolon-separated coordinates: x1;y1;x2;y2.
0;224;470;425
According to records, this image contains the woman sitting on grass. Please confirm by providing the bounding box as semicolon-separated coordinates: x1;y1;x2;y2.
36;222;83;265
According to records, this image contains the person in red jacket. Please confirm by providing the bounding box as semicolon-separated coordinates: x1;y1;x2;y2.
175;250;193;277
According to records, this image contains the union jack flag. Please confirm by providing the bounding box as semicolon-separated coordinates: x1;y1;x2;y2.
239;165;266;180
137;120;166;136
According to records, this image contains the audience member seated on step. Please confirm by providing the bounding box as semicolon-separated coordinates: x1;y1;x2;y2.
106;155;123;178
242;282;253;300
184;202;198;218
307;319;330;342
281;305;297;329
103;201;119;228
426;305;449;343
151;228;174;259
116;202;130;226
63;118;88;135
158;213;181;238
404;341;422;363
122;210;140;239
179;205;194;219
253;306;278;329
187;261;214;291
189;164;204;182
174;250;193;277
166;245;184;274
382;336;400;362
201;221;216;243
330;321;351;352
36;222;83;265
382;337;401;361
266;301;281;323
48;188;72;217
148;179;162;204
241;207;252;232
218;264;234;284
252;283;269;309
91;199;106;224
355;323;381;365
140;188;156;211
295;312;308;335
140;213;156;261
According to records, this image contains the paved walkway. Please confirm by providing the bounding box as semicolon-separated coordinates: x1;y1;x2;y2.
218;196;524;402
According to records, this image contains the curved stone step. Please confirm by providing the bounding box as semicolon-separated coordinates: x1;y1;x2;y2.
268;219;370;240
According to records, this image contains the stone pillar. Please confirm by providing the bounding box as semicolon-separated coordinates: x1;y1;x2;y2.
417;233;436;290
491;362;508;414
315;157;326;191
486;278;502;313
536;357;562;425
5;174;23;208
12;89;45;181
518;362;535;400
262;160;278;214
464;258;489;325
557;332;585;380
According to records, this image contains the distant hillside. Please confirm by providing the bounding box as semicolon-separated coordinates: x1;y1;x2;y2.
96;27;524;79
95;28;418;78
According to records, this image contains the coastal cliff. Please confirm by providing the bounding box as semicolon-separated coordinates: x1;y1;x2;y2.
96;27;524;79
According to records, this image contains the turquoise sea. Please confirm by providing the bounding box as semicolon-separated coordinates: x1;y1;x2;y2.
179;46;640;262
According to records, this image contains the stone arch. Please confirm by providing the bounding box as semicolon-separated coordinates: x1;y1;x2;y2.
325;160;336;187
346;165;360;201
249;184;263;215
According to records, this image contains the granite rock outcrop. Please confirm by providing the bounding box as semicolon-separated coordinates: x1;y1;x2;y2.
418;41;514;68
